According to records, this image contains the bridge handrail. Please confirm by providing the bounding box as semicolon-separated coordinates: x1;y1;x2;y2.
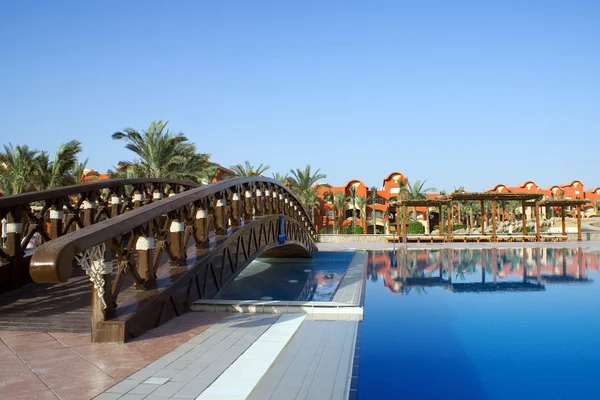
0;178;199;208
30;176;318;283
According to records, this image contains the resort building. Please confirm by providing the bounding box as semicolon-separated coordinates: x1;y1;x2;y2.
315;173;600;234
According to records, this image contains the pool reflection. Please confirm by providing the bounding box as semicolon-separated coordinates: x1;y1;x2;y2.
368;247;597;295
359;247;600;399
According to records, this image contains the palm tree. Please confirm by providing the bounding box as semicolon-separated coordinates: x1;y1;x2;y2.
356;195;367;234
287;165;327;220
112;120;215;183
369;186;378;234
272;172;289;184
36;140;83;190
346;186;359;232
405;179;437;220
231;161;270;177
0;144;44;195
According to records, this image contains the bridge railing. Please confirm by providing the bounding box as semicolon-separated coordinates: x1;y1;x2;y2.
0;179;199;291
29;177;318;342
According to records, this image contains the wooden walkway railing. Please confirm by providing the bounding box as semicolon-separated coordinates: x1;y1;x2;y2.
0;179;199;292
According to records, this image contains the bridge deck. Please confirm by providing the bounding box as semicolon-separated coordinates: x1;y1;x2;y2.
0;268;91;333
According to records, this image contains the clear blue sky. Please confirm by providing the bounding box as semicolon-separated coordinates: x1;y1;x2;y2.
2;1;599;192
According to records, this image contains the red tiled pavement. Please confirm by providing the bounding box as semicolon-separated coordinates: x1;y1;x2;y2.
0;312;229;400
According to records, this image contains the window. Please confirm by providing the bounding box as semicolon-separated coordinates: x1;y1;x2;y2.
325;211;333;217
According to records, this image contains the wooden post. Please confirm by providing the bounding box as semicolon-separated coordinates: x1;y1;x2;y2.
535;200;540;242
231;192;240;227
215;198;226;235
49;206;64;240
244;188;253;222
82;199;96;227
480;200;485;234
561;206;566;236
394;205;400;240
491;200;497;242
152;190;163;203
522;201;527;241
90;240;116;343
6;208;24;286
194;207;208;249
577;205;582;241
169;219;186;266
439;205;443;235
273;190;280;214
133;191;144;208
110;194;122;218
402;204;407;244
446;203;452;242
255;189;263;216
136;236;155;288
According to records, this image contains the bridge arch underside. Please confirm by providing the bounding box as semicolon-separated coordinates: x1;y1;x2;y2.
104;215;316;343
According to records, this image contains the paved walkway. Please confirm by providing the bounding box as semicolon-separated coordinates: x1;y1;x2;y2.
97;314;305;400
0;312;228;400
248;319;357;400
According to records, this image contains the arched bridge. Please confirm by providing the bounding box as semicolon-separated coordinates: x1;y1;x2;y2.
0;178;318;343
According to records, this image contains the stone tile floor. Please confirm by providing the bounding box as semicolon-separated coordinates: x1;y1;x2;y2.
0;312;228;400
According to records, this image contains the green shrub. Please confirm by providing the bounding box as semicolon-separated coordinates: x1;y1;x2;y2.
407;222;425;234
440;223;466;233
341;225;364;234
318;228;325;234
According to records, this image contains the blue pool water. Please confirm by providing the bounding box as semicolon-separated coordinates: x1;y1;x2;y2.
216;251;353;301
358;247;600;399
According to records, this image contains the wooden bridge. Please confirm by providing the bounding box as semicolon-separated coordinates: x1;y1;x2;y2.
0;177;318;343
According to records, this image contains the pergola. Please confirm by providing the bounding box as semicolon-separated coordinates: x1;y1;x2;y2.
538;199;588;241
439;192;544;242
390;199;451;243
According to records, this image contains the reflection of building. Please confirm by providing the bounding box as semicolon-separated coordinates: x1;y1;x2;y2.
368;248;600;295
314;173;600;234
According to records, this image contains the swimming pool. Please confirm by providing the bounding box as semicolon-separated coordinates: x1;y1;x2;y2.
215;251;354;301
357;247;600;399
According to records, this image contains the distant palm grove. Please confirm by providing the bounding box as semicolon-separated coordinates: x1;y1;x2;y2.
0;120;334;225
